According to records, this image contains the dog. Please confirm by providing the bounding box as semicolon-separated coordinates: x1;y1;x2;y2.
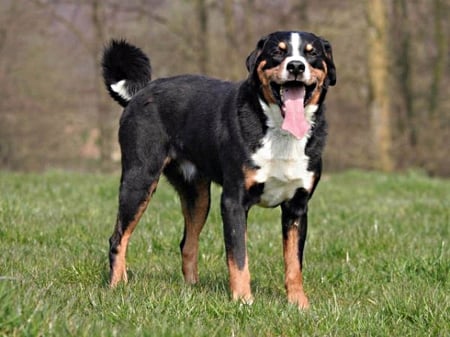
102;31;336;309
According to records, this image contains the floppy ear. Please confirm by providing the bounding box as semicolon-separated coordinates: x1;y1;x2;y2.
320;38;336;86
246;35;268;73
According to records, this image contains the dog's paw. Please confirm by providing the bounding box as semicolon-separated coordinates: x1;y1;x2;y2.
109;268;128;288
288;291;310;310
232;291;254;306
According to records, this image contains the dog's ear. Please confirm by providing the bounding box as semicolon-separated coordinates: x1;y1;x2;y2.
246;35;268;73
320;38;336;86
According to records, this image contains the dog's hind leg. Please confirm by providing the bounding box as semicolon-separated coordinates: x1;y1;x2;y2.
164;164;211;284
109;150;170;288
179;179;211;284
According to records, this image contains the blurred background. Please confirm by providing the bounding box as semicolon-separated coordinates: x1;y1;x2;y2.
0;0;448;176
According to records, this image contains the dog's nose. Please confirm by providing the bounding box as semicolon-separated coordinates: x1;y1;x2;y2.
287;61;305;76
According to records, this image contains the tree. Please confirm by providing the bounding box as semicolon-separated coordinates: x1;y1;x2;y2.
28;0;113;170
428;0;447;117
392;0;416;148
196;0;209;74
91;0;115;171
29;0;167;171
366;0;394;171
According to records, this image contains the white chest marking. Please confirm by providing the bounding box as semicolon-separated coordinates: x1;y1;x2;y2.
251;125;314;208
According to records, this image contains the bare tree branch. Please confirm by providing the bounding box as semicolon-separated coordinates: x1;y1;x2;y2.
29;0;93;52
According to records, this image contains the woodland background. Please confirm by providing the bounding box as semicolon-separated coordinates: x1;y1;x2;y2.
0;0;449;176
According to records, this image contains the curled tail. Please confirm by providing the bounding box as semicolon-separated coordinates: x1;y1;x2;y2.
102;39;151;107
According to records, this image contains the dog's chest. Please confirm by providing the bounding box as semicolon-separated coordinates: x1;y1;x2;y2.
251;130;314;207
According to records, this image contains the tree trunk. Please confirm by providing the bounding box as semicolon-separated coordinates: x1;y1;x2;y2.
223;0;239;79
293;0;308;24
393;0;416;148
366;0;394;172
196;0;209;74
91;0;113;171
428;0;447;116
243;0;254;48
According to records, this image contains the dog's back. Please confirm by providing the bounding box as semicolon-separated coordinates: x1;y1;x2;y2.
102;32;336;309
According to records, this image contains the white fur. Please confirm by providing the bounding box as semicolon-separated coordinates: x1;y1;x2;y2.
280;32;312;84
110;80;132;101
305;104;318;119
252;100;315;208
258;99;317;133
258;99;285;130
251;33;322;207
291;32;301;58
179;161;197;182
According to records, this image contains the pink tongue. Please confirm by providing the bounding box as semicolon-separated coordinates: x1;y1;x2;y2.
281;86;309;139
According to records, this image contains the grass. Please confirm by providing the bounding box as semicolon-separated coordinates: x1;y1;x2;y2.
0;170;449;336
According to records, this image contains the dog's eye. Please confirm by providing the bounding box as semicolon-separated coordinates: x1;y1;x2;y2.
273;41;288;57
273;48;286;56
305;44;319;57
306;49;318;57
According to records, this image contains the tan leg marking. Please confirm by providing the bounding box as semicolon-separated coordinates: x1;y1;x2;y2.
283;226;309;309
109;181;159;288
180;180;210;284
227;237;253;304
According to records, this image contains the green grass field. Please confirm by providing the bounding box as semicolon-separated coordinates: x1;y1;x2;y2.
0;170;449;336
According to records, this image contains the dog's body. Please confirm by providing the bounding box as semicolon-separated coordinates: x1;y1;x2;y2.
102;31;336;309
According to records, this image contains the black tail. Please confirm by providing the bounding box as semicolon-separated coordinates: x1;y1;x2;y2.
102;39;151;107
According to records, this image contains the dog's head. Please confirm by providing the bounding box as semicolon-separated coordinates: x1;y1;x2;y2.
246;31;336;137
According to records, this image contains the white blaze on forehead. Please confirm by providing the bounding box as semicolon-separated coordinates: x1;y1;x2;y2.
290;32;301;57
281;32;311;83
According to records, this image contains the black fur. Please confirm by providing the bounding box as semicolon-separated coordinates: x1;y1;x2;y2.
103;31;336;308
102;40;152;107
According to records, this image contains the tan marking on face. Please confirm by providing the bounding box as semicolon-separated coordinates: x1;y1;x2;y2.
257;60;281;104
305;43;313;52
283;226;309;309
278;41;287;51
227;253;253;304
306;61;328;106
180;180;210;284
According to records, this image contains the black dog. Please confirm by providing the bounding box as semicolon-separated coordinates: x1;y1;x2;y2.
102;31;336;309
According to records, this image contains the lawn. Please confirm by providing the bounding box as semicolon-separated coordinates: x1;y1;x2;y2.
0;170;449;336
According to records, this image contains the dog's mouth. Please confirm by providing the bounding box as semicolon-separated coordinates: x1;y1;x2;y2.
271;81;315;115
270;81;316;139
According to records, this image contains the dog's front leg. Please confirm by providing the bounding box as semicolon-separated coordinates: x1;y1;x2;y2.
220;192;253;304
281;191;310;309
